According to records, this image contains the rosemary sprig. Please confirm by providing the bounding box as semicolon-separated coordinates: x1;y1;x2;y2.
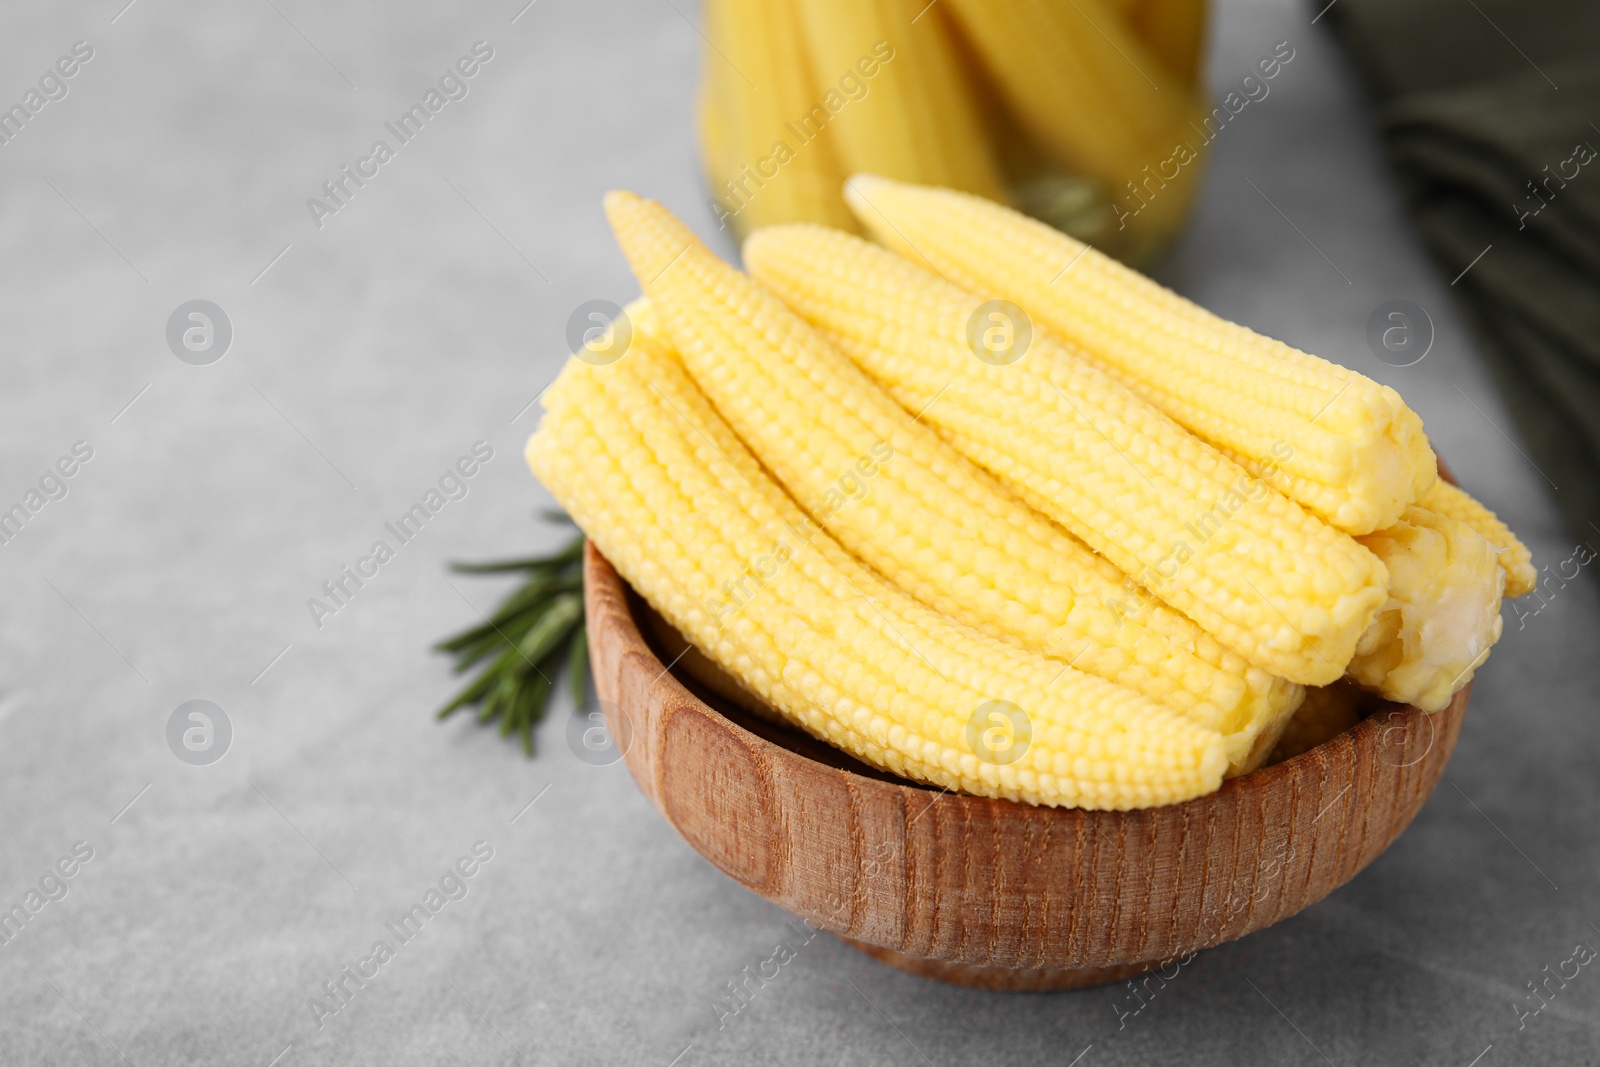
434;517;588;755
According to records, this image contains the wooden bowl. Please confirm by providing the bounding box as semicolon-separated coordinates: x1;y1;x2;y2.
583;545;1467;991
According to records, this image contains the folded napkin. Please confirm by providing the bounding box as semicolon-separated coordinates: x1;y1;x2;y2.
1324;0;1600;546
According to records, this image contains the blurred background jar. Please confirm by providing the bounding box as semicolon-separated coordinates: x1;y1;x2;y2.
696;0;1209;266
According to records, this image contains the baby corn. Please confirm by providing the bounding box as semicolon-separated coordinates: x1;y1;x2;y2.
606;194;1300;773
745;221;1389;686
843;175;1438;535
793;0;1006;204
1127;0;1209;88
1349;507;1505;712
938;0;1205;261
1417;480;1535;598
527;335;1228;809
700;0;857;235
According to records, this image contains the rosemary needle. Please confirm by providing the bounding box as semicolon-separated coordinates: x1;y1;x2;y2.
435;528;587;755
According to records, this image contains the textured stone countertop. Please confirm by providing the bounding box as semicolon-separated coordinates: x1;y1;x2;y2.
0;0;1591;1063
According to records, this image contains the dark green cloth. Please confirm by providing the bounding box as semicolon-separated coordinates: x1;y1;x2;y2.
1324;0;1600;544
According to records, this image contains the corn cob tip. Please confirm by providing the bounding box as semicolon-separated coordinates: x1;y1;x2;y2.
604;190;682;274
843;173;911;224
604;190;719;303
740;222;826;265
844;172;891;200
843;172;940;215
601;189;637;218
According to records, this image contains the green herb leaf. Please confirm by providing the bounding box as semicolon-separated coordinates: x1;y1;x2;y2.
447;537;584;575
433;529;587;754
566;627;589;709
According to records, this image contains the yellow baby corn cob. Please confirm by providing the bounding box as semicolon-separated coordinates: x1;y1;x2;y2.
792;0;1006;205
746;222;1390;686
527;335;1228;809
1348;507;1505;712
1267;681;1372;764
1128;0;1209;88
843;176;1439;535
938;0;1206;262
1059;0;1207;87
606;193;1300;773
1417;480;1535;597
700;0;857;235
694;81;730;204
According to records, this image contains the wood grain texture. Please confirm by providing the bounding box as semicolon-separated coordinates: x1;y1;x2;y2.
584;535;1468;990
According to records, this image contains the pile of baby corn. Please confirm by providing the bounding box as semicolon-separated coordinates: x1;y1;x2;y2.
526;176;1533;811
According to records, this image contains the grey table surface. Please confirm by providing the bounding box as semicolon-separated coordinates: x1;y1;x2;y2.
0;0;1593;1064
